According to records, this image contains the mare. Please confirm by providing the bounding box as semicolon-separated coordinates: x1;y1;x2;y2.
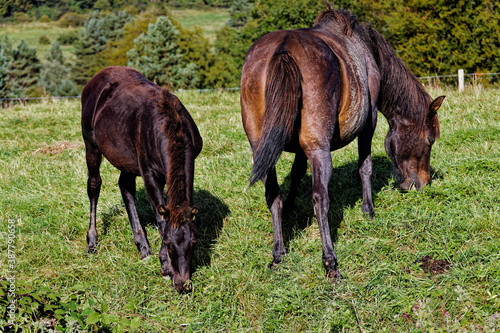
81;66;203;292
240;4;445;279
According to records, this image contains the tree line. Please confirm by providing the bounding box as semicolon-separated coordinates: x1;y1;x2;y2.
1;0;499;101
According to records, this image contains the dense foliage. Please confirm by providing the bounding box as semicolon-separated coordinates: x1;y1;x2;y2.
127;16;198;89
0;0;498;99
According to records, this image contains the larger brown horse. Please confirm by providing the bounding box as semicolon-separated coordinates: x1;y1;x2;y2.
81;66;203;292
241;4;444;279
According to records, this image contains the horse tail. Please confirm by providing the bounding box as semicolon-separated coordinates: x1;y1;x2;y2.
249;50;302;186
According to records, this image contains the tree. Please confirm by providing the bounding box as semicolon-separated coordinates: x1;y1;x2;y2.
0;36;20;101
11;40;42;97
39;41;79;96
175;22;216;88
361;0;500;76
71;10;132;87
127;16;198;89
94;14;157;69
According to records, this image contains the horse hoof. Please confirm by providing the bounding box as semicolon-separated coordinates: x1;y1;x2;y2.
326;268;343;283
269;261;281;270
361;206;375;219
86;244;97;254
139;248;153;260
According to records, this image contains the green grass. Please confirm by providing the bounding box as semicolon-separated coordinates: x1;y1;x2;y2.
0;87;499;331
170;8;229;41
0;22;79;61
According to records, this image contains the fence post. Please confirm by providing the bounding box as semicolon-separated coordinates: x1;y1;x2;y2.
458;69;464;92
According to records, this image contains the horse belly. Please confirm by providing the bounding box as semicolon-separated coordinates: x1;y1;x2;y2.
93;115;141;175
333;101;369;149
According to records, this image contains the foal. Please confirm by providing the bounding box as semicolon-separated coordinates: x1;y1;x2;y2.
81;66;203;292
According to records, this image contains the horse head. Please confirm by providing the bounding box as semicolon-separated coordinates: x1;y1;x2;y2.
384;96;445;190
158;204;199;293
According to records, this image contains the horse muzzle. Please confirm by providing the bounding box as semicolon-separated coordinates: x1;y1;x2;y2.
173;273;192;293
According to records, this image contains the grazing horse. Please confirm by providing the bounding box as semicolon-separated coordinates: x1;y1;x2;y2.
81;66;203;292
240;4;444;279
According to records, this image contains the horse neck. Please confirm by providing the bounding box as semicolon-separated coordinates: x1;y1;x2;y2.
375;43;431;129
159;91;189;217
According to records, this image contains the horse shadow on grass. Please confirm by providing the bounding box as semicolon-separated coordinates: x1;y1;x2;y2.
101;187;229;272
278;154;441;248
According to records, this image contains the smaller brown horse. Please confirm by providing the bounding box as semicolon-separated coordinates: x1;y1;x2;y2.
81;66;203;293
241;4;444;279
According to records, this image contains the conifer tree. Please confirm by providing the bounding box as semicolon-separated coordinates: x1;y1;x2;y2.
72;11;132;87
11;40;41;97
39;41;79;97
127;16;198;89
0;37;20;101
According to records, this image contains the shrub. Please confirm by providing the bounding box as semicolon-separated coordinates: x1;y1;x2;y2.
38;35;50;45
57;12;86;27
13;12;31;23
57;32;79;45
39;15;50;23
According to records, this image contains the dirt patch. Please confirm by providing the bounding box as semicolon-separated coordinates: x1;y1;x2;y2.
35;141;82;155
418;255;452;275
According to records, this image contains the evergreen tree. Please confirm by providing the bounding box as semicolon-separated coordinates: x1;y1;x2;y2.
0;36;20;101
11;40;42;97
46;40;64;63
72;10;132;87
0;49;12;101
39;41;79;97
94;15;155;69
127;16;198;89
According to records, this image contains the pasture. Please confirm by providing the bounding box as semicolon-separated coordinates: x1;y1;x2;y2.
0;87;499;331
0;7;229;60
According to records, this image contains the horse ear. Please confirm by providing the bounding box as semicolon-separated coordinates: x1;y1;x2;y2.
429;95;445;115
158;205;170;220
191;206;199;219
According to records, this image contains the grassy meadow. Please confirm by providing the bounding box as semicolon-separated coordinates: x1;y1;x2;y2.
0;8;229;61
0;87;499;332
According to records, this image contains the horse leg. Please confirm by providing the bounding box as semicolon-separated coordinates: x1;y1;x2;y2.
85;143;102;253
140;173;172;276
358;110;376;218
307;149;342;280
283;150;307;214
119;171;152;259
263;168;286;268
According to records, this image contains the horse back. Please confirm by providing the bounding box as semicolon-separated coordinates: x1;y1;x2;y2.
241;29;378;153
81;66;192;176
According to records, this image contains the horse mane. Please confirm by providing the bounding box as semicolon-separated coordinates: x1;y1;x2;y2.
315;3;435;133
366;28;433;132
158;88;187;228
314;3;357;37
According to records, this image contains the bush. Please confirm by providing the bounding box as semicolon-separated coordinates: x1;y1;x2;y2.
13;12;31;23
39;15;50;23
57;12;86;27
27;5;61;21
38;35;50;45
57;32;79;45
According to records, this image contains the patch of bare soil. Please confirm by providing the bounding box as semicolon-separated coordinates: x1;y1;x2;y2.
418;255;452;275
